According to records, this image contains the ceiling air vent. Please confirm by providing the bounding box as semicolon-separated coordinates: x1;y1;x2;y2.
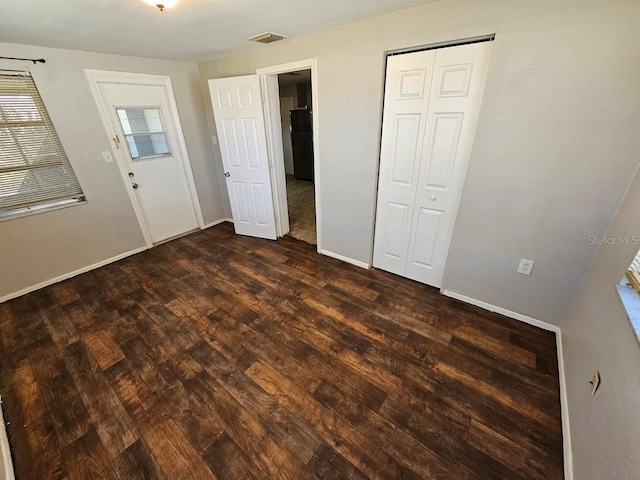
247;32;287;44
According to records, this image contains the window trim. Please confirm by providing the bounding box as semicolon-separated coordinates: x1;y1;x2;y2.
0;196;87;222
115;105;172;161
616;282;640;345
618;248;640;345
625;250;640;293
0;72;85;220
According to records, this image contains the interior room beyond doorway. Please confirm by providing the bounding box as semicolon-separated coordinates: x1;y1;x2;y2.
277;69;317;245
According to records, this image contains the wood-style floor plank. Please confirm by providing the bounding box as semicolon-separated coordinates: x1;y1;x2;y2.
0;222;563;479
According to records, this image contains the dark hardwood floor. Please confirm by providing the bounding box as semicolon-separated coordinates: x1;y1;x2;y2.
0;222;563;479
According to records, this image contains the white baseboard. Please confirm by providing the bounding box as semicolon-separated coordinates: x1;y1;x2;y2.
202;218;233;229
440;289;560;332
441;289;572;479
0;246;147;304
319;249;371;270
556;329;573;480
0;397;15;480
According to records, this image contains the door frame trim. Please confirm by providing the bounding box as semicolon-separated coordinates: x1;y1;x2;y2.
256;59;322;252
84;69;205;248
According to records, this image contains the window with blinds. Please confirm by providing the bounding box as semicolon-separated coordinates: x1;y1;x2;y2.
0;73;85;218
626;250;640;294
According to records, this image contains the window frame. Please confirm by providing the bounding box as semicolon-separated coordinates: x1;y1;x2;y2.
0;72;86;221
115;105;173;161
617;247;640;345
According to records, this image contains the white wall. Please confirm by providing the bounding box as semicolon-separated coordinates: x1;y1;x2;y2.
0;43;226;300
561;162;640;478
199;0;640;325
198;61;232;218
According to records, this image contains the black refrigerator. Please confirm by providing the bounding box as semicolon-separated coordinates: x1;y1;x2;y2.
290;108;314;181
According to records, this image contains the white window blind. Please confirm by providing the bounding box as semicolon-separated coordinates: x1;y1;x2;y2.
0;73;84;216
626;250;640;294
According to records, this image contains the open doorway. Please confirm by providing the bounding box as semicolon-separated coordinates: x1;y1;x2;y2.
276;70;316;245
257;59;321;250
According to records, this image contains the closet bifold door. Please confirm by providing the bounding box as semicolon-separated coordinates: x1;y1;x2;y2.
373;41;492;287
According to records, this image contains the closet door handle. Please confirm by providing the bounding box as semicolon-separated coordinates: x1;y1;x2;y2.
429;195;437;201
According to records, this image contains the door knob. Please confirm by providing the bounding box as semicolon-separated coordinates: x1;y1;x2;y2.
132;183;139;189
128;172;135;178
430;195;437;201
224;172;230;177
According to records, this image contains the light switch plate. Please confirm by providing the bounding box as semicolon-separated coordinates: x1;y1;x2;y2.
211;135;218;146
101;151;114;163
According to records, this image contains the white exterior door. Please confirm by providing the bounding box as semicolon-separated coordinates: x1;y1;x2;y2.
209;75;277;240
99;82;199;244
373;41;492;287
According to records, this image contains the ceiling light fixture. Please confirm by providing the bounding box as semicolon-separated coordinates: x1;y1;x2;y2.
142;0;179;11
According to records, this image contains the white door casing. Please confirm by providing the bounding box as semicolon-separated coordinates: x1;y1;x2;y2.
280;97;295;176
99;82;199;244
373;41;493;287
209;75;277;240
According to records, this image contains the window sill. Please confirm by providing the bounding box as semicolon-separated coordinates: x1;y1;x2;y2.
0;198;87;223
616;283;640;344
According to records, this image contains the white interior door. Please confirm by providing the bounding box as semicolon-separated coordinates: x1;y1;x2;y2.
99;83;199;244
373;41;492;287
209;75;277;240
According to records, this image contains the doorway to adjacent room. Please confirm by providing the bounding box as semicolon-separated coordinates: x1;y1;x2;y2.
277;69;316;245
208;60;320;248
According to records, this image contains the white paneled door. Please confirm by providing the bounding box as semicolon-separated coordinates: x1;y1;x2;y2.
209;75;277;240
373;41;493;287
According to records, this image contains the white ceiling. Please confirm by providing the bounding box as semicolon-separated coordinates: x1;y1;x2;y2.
0;0;438;62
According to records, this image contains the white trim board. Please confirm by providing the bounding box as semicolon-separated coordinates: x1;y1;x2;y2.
441;289;560;332
0;247;147;304
259;74;290;238
556;329;573;480
0;397;14;480
441;289;573;480
319;249;371;270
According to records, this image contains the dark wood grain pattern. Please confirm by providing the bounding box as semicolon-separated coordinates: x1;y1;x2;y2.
0;222;563;479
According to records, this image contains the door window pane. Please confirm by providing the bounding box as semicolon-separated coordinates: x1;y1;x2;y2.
116;107;171;160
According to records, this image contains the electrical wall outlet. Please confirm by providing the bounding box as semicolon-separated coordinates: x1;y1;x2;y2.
517;259;535;275
589;370;601;397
